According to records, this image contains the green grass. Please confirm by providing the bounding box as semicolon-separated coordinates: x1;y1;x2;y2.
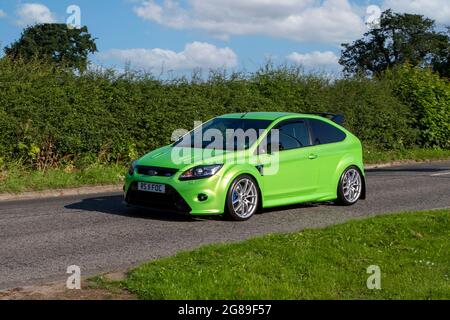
364;147;450;164
0;163;125;194
119;210;450;300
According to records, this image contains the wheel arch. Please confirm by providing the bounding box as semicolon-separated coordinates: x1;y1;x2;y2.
220;166;264;213
334;155;365;198
336;163;366;201
359;168;367;200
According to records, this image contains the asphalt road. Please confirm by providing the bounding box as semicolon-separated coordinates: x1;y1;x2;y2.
1;161;450;290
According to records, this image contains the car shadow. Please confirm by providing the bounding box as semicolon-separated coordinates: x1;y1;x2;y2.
64;195;223;222
65;195;334;222
260;201;332;214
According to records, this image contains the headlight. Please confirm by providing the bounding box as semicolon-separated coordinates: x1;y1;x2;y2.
179;164;223;181
128;160;138;176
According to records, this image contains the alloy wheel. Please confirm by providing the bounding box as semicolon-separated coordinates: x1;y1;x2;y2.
231;178;258;219
342;168;362;203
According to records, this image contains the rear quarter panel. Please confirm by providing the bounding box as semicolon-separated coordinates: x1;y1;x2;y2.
326;137;365;199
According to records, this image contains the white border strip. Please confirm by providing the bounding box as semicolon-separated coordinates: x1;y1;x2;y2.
431;171;450;177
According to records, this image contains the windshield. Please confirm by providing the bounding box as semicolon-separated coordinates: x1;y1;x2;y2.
174;118;272;151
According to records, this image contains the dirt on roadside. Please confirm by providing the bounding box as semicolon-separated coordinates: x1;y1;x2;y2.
0;272;137;300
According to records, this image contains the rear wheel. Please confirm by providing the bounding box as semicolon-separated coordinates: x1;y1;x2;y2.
337;166;363;206
225;175;259;221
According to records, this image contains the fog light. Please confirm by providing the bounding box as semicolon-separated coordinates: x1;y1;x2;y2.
198;194;208;202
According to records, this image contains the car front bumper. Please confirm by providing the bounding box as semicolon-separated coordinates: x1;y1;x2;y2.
123;173;227;215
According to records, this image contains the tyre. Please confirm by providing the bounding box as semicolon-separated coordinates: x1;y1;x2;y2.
225;175;260;221
336;166;363;206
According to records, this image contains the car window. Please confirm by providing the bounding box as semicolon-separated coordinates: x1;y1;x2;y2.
278;132;301;150
308;119;346;145
259;120;310;153
279;121;311;147
174;118;272;151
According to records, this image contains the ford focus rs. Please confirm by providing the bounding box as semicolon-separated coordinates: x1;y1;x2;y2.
124;112;366;221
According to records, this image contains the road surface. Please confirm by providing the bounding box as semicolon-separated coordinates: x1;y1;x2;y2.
1;161;450;290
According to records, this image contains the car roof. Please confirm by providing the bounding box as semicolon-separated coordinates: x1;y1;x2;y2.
218;112;302;121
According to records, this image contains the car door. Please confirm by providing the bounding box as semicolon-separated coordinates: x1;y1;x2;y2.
307;118;347;195
258;119;319;206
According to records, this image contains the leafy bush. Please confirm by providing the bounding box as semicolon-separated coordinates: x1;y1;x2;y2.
386;65;450;148
0;59;445;168
324;77;417;149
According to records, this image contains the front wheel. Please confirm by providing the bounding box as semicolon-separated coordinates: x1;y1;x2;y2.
336;166;363;206
225;175;259;221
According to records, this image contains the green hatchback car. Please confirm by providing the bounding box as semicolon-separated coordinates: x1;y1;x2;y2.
124;112;366;221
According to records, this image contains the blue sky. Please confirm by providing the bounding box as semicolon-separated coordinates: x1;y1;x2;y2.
0;0;447;75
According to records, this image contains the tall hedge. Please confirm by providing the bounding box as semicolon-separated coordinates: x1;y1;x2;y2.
0;59;445;168
386;65;450;148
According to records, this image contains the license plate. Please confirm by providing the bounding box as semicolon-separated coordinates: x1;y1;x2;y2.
138;182;166;194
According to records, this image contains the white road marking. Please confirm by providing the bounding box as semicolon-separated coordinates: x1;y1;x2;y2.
431;171;450;177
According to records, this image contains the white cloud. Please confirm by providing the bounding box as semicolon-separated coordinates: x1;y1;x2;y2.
133;0;366;44
383;0;450;24
0;9;6;18
287;51;340;71
100;42;238;71
16;3;56;26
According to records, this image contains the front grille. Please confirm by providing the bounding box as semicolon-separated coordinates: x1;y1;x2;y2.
136;166;179;177
126;182;191;213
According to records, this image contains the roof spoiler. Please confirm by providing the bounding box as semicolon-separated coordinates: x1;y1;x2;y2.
308;113;345;126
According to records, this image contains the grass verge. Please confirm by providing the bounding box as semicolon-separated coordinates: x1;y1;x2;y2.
102;209;450;300
364;147;450;164
0;163;125;194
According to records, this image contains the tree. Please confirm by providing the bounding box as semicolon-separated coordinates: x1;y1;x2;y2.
4;23;97;72
340;10;450;77
432;27;450;78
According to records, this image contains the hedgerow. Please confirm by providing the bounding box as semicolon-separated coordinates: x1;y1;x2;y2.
0;59;446;169
386;65;450;149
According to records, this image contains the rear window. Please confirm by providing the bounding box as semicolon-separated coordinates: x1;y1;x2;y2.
309;119;346;145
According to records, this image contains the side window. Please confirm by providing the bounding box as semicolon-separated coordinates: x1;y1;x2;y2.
270;120;310;151
278;132;301;150
279;121;311;147
308;119;346;145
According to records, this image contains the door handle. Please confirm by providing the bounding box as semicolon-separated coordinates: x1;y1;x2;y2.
308;154;318;160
